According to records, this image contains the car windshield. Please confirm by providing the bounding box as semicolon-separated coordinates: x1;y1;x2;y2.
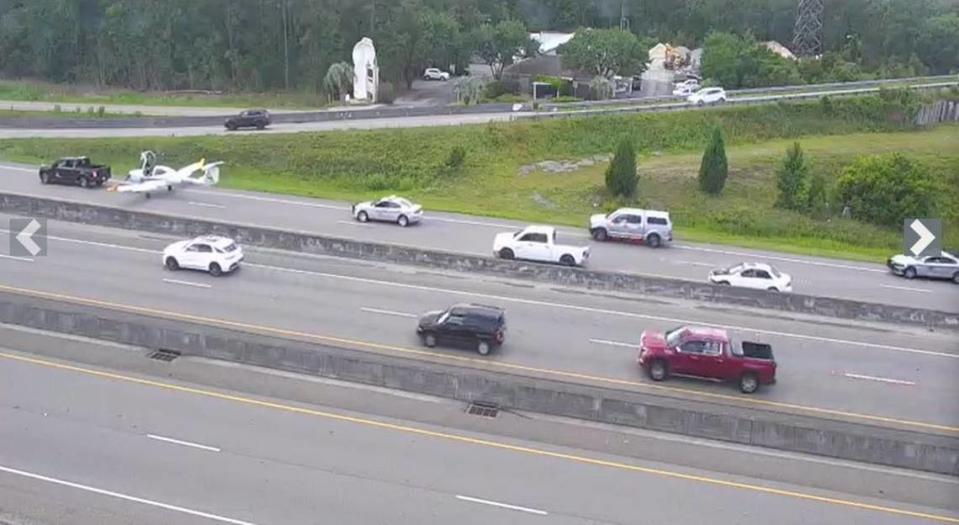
664;327;684;348
394;198;413;208
437;310;450;324
768;266;781;278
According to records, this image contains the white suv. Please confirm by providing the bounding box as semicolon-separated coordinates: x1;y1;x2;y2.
687;87;727;106
163;235;244;276
423;68;450;81
589;208;673;248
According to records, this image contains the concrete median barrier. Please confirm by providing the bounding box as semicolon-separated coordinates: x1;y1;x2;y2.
2;192;957;330
0;288;956;476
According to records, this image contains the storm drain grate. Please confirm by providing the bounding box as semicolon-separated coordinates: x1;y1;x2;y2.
466;401;499;418
150;349;181;362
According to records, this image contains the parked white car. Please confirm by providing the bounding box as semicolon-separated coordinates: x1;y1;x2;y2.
687;87;727;106
163;235;243;276
351;195;423;227
672;79;700;96
589;208;673;247
708;262;792;292
493;225;590;267
423;68;450;81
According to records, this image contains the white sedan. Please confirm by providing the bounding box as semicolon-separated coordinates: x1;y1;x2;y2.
687;87;727;106
351;195;423;227
163;235;243;276
708;262;792;292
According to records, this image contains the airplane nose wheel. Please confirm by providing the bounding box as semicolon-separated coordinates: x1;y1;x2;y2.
167;185;173;191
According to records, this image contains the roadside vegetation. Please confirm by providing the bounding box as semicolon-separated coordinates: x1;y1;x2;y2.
0;107;136;119
0;94;956;262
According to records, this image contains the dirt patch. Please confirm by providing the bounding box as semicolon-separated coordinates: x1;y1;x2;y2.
519;154;612;176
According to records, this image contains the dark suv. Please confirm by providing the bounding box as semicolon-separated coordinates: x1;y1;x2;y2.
224;109;271;130
416;303;506;355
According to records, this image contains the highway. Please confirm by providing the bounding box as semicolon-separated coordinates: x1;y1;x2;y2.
1;163;955;312
1;217;956;434
1;343;957;524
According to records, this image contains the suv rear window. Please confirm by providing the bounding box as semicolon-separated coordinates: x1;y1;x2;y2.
647;217;669;225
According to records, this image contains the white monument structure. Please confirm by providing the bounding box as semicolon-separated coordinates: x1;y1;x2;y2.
352;37;379;103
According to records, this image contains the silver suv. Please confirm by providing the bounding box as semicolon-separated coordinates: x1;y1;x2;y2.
589;208;673;248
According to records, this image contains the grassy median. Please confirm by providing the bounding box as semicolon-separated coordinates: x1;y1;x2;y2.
1;96;956;262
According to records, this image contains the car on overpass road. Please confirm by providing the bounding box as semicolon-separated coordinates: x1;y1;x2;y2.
163;235;244;276
351;195;424;227
708;262;793;292
887;251;959;283
416;303;506;355
589;207;672;247
638;326;777;393
38;157;111;188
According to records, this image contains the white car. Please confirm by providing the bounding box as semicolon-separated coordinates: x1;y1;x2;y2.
351;195;423;227
708;262;792;292
493;225;590;267
687;87;727;106
423;68;450;81
672;79;700;96
163;235;243;276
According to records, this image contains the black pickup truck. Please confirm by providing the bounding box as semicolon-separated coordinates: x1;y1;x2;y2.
39;157;112;188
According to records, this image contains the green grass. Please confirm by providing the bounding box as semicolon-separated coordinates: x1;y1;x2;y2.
0;95;955;263
0;80;330;109
0;108;137;119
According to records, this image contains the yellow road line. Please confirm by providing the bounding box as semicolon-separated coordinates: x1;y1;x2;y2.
1;350;956;524
0;282;956;434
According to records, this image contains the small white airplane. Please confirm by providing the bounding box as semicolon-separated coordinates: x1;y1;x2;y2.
107;150;223;198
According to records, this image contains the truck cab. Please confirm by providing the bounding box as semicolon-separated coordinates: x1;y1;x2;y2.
637;326;776;393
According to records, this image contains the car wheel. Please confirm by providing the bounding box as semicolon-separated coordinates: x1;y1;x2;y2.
717;281;730;286
226;124;236;131
397;214;409;227
39;173;50;184
952;272;959;284
257;123;265;130
423;333;437;347
357;211;369;223
499;248;514;260
477;340;491;355
78;177;90;188
560;254;576;266
697;100;705;107
767;287;779;292
165;257;180;271
904;266;917;279
591;228;608;241
648;359;668;381
646;233;661;248
209;262;223;277
739;372;760;394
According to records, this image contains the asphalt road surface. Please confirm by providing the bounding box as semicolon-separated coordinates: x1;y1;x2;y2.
1;217;956;434
1;163;955;313
1;346;956;525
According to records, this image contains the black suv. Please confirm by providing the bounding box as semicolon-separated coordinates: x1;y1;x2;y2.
224;109;271;130
416;303;506;355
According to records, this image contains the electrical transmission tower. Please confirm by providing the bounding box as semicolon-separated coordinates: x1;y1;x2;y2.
793;0;824;57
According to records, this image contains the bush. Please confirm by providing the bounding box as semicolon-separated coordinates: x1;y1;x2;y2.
378;81;396;104
605;138;638;198
444;145;466;169
836;153;939;227
698;126;728;195
483;79;519;99
97;106;106;117
52;104;62;113
806;171;829;219
775;142;809;211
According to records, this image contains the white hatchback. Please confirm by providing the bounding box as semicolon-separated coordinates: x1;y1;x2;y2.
687;87;727;106
163;235;244;276
708;262;792;292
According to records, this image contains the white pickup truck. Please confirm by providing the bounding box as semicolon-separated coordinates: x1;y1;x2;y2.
493;225;590;267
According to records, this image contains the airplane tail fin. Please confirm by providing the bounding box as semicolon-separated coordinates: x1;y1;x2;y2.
200;161;222;186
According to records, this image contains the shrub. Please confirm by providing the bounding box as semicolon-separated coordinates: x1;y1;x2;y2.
605;138;638;198
97;106;106;117
836;153;938;227
444;145;466;169
378;81;396;104
775;142;809;211
483;79;519;99
806;171;829;219
698;126;728;195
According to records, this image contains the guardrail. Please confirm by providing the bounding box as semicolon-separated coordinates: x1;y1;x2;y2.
3;192;957;330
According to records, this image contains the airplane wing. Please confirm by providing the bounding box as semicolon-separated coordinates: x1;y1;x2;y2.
179;160;223;186
108;179;170;193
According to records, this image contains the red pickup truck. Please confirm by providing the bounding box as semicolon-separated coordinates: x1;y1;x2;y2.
637;326;776;393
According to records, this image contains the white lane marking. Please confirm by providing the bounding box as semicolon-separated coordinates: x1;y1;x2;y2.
162;279;211;289
423;216;515;228
0;165;36;173
3;229;952;360
187;201;226;209
147;434;221;452
674;244;885;273
675;259;715;268
879;284;932;293
0;254;34;263
455;495;548;516
0;464;257;525
360;307;417;318
191;189;346;210
336;220;373;227
844;373;917;386
589;338;638;349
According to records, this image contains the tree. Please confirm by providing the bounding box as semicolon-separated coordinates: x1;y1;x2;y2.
698;127;728;195
605;138;638;198
836;154;939;228
558;28;651;78
472;19;533;79
702;31;802;89
775;142;809;211
805;171;829;219
589;75;614;100
322;62;354;102
918;14;959;74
